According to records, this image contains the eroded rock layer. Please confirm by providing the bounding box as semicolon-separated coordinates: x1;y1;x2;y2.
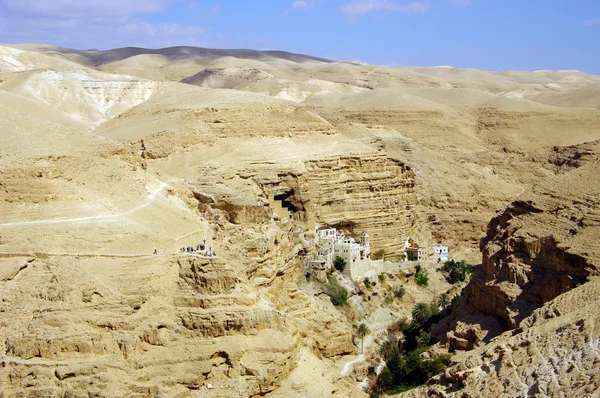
257;154;417;256
421;143;600;397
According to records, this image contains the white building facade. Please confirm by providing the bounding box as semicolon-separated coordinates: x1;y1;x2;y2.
314;226;394;280
433;244;449;261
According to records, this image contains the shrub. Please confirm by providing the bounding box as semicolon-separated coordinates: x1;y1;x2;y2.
378;366;393;390
415;273;429;286
325;276;348;306
422;354;451;379
364;279;372;289
378;273;386;282
333;256;346;272
394;286;406;299
417;330;432;347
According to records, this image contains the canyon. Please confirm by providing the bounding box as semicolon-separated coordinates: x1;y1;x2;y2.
0;44;599;397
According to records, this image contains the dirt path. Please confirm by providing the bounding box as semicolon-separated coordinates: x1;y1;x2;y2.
0;181;170;228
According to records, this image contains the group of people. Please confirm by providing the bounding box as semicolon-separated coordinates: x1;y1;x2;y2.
180;240;216;257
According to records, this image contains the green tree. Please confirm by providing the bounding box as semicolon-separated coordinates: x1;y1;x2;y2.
357;323;369;354
411;303;432;326
437;293;450;309
379;339;396;360
333;256;346;272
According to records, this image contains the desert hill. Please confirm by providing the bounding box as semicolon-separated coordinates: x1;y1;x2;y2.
0;43;599;397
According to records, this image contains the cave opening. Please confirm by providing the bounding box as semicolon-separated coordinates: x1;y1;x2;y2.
274;190;303;213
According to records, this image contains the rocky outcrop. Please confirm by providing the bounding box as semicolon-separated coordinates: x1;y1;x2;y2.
0;253;299;397
258;154;417;256
409;277;600;398
423;144;600;396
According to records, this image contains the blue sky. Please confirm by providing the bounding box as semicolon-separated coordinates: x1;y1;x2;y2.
1;0;599;73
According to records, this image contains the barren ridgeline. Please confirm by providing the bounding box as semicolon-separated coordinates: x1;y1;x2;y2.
0;44;599;397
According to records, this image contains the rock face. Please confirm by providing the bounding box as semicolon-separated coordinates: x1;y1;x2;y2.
0;254;299;397
413;277;600;398
2;68;157;126
423;142;600;396
258;154;417;256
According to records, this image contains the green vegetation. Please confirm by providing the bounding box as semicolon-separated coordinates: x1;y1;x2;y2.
437;293;450;309
394;286;406;299
357;323;369;353
325;276;348;306
333;256;346;272
415;272;429;286
378;273;386;282
364;279;372;289
373;302;451;395
443;260;475;284
411;303;432;326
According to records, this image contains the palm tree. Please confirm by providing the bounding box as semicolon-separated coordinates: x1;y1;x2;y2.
411;302;431;325
357;323;369;354
379;339;395;360
437;293;450;309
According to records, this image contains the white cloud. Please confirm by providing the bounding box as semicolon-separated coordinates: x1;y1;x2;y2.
0;17;214;50
0;0;171;18
582;19;600;26
290;0;319;11
0;0;219;49
341;0;432;17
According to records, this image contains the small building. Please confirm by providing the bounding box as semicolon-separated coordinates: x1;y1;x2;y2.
307;259;328;283
334;238;361;267
404;237;422;261
313;226;382;280
433;244;449;262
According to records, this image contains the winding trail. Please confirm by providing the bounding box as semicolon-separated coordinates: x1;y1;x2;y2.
341;354;365;377
0;181;170;228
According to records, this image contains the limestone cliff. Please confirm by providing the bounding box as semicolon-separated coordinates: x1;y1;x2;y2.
257;154;417;257
418;142;600;396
